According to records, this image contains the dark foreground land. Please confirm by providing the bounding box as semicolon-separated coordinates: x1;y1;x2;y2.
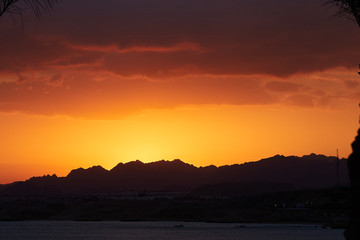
0;187;350;227
0;155;350;227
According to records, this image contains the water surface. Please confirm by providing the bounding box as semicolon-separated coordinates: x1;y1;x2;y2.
0;221;345;240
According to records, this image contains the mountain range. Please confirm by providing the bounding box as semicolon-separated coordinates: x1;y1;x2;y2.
0;154;349;196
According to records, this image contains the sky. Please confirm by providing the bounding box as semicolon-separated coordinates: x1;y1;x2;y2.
0;0;360;184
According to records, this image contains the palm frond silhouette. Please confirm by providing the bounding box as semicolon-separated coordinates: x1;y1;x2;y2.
326;0;360;26
0;0;59;18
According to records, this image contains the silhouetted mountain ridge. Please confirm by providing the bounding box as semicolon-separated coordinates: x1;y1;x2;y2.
0;154;349;196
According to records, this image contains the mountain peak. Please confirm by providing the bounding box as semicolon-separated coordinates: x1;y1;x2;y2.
110;159;191;172
0;154;350;196
67;165;108;178
126;160;144;166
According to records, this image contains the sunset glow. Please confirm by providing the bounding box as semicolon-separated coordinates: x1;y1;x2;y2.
1;0;360;184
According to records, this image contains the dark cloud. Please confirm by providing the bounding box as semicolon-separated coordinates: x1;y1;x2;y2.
265;81;304;92
1;0;359;77
0;30;71;72
343;79;360;89
47;74;64;87
16;73;28;84
0;74;274;118
0;0;358;118
285;94;315;107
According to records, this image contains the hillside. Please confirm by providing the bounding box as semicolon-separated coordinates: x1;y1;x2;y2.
0;154;349;196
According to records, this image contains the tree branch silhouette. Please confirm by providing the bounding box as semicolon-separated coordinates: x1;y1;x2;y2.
326;0;360;26
325;2;360;240
0;0;59;20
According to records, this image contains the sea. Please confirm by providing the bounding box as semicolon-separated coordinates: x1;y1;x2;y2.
0;221;345;240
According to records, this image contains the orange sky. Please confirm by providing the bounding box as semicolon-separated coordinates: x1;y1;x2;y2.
0;0;360;184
